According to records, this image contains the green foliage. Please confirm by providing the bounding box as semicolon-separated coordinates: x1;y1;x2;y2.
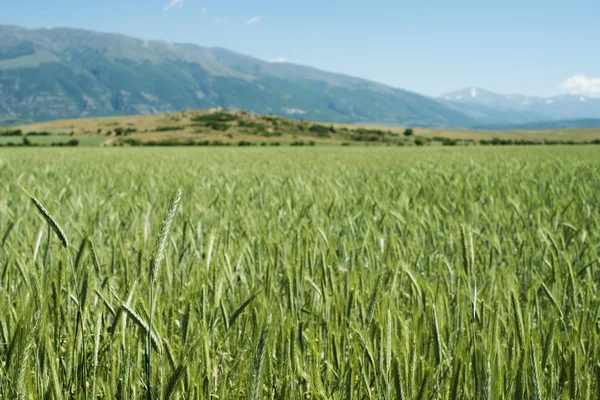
154;126;181;132
290;140;316;146
0;146;599;398
479;137;600;146
403;128;414;137
348;128;396;143
308;124;332;137
49;139;79;147
207;122;229;131
441;138;457;146
191;112;238;123
123;138;143;146
355;128;387;136
0;137;79;147
1;129;23;136
114;127;138;136
238;120;267;130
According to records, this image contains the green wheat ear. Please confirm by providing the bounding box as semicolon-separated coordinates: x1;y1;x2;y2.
149;187;182;282
21;184;69;249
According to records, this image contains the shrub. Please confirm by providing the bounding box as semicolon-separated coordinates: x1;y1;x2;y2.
309;124;331;136
1;129;23;137
155;126;181;132
115;127;138;136
441;138;457;146
191;112;238;123
124;139;142;146
354;128;386;136
207;122;229;131
51;139;79;147
403;128;414;137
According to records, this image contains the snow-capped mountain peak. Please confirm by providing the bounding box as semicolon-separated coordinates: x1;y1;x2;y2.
439;87;600;125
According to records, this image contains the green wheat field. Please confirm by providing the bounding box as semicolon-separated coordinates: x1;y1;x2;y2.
0;146;599;399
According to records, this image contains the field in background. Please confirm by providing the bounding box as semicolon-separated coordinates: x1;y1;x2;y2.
1;146;599;398
3;109;600;147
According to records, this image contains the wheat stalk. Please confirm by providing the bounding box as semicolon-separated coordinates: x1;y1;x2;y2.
22;187;68;249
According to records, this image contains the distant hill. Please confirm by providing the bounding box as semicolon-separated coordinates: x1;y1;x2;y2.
0;25;475;127
8;109;598;149
440;87;600;125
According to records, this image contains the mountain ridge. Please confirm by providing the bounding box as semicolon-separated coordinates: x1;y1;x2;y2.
0;24;475;127
2;24;599;128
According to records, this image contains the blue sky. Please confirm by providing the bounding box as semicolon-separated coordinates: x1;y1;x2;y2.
3;0;599;97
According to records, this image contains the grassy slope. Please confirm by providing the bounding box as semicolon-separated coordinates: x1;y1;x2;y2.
5;109;600;146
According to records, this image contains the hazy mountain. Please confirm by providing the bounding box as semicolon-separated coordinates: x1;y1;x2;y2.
476;118;600;131
440;87;600;125
0;25;475;127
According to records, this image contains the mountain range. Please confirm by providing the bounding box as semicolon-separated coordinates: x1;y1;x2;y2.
439;87;600;126
1;24;599;128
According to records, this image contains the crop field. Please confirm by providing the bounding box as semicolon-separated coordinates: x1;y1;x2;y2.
0;146;599;399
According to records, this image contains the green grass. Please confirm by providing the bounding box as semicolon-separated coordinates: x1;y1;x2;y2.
75;136;109;146
0;146;599;398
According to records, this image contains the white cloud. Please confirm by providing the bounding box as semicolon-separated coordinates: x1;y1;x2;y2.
163;0;184;11
560;75;600;98
269;57;289;63
245;16;263;26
